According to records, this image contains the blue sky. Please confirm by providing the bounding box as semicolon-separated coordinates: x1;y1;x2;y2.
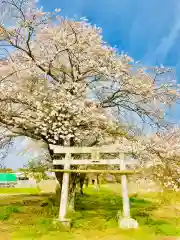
4;0;180;169
40;0;180;118
40;0;180;72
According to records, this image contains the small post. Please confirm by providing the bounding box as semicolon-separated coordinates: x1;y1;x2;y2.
119;153;138;229
58;152;71;227
120;154;130;218
92;151;100;191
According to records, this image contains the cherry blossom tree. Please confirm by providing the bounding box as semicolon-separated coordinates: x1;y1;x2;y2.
0;0;179;195
113;130;180;191
139;129;180;191
0;0;177;128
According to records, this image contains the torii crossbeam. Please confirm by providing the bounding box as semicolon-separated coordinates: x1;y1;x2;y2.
50;144;139;229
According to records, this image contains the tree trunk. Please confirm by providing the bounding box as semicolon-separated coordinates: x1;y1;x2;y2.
54;165;63;203
85;176;89;188
79;173;86;195
48;144;64;204
68;189;76;211
95;174;100;191
48;139;85;213
68;172;77;211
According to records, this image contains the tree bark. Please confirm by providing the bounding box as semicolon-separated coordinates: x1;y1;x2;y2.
47;144;64;203
68;172;77;210
48;139;86;212
95;174;100;191
79;173;86;195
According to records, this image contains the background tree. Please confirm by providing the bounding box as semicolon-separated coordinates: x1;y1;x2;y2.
139;129;180;191
22;158;49;183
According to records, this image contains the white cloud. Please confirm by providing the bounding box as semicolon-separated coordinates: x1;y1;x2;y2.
153;2;180;63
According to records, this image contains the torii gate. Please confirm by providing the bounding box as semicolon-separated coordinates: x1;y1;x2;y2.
50;144;139;229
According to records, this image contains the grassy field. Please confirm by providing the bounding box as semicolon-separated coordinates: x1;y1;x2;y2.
0;184;180;240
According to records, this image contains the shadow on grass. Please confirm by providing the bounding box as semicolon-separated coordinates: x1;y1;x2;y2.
68;187;158;230
71;187;180;236
0;193;51;206
1;187;179;237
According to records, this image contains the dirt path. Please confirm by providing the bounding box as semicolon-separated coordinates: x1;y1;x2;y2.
0;193;30;198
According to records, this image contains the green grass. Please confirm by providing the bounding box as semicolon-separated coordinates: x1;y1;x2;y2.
0;187;40;194
0;184;180;240
0;205;23;220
